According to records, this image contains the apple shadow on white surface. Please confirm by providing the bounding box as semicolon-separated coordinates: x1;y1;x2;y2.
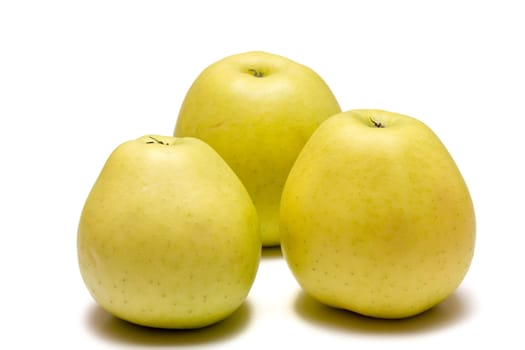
85;300;252;346
261;246;283;259
294;287;474;335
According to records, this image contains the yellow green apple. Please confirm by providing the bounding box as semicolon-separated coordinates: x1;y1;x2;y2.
77;135;260;329
280;109;476;319
174;51;341;246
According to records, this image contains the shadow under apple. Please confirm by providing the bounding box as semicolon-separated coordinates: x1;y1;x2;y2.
85;300;253;346
261;246;283;259
294;287;474;335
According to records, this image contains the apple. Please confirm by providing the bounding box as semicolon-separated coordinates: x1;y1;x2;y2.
77;135;261;329
174;51;341;246
280;110;476;319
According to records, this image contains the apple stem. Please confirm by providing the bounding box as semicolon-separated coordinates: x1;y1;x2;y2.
145;136;169;145
248;68;264;78
369;117;385;128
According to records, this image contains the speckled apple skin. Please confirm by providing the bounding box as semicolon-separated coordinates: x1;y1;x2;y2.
280;110;476;319
77;136;260;329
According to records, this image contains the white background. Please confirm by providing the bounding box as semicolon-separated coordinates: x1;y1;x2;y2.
1;0;523;348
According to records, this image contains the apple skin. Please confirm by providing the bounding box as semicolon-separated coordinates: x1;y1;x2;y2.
174;51;341;246
280;110;476;319
77;135;260;329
